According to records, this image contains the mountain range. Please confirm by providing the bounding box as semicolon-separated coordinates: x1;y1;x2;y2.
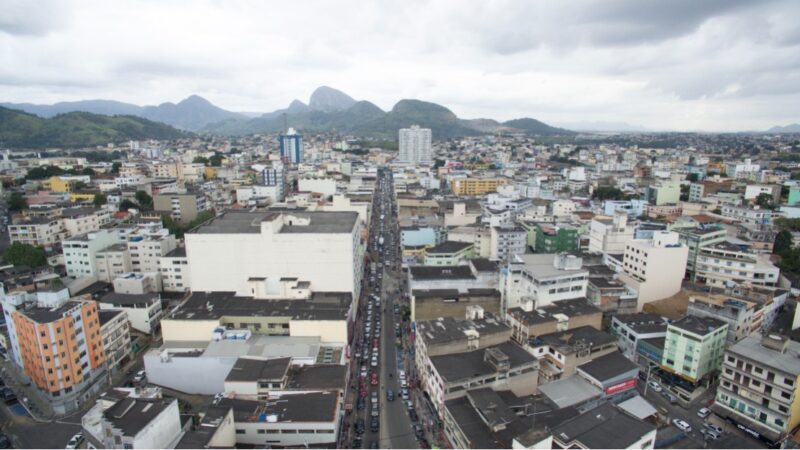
2;86;573;138
0;107;187;149
768;124;800;133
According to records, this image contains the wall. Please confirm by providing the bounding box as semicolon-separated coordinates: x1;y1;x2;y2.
289;320;347;344
161;319;220;342
143;351;236;395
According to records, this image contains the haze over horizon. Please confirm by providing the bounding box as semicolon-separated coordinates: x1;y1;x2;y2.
2;0;799;132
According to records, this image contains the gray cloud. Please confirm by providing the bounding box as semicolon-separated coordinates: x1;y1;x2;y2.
0;0;798;131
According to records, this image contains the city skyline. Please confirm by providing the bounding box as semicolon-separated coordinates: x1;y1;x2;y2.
1;0;799;132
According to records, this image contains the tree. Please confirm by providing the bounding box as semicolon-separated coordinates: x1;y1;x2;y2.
93;193;107;207
25;165;64;180
209;154;224;167
111;162;122;174
2;242;47;267
8;192;27;211
192;156;209;165
119;199;139;211
592;186;625;201
685;173;699;183
134;191;153;211
774;230;794;256
73;181;87;190
755;193;775;210
80;167;96;176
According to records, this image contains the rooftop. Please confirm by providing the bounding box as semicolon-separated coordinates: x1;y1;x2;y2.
511;253;588;279
429;341;536;383
103;397;175;437
409;265;475;281
577;351;639;383
21;300;84;323
551;402;655;448
99;292;160;307
225;357;291;383
190;211;358;234
417;313;509;346
286;364;347;391
220;392;338;423
167;291;352;322
426;241;473;255
507;298;600;328
613;313;668;334
669;315;727;336
535;326;616;355
728;335;800;375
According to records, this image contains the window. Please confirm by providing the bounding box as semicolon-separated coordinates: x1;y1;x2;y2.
236;429;246;435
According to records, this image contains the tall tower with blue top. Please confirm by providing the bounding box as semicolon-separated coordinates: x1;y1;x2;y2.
279;127;303;164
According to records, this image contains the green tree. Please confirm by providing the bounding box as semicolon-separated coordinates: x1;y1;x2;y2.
774;230;794;256
209;153;224;167
592;186;625;201
134;191;153;210
755;193;775;209
8;192;27;211
2;242;47;267
685;173;699;183
119;199;139;211
111;162;122;174
192;156;209;165
80;167;96;176
25;165;64;180
93;193;108;207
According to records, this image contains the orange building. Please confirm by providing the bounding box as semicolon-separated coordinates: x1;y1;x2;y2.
11;300;105;395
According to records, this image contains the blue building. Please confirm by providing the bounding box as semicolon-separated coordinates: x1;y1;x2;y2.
279;127;303;164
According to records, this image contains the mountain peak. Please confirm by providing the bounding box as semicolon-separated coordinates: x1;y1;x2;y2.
309;86;356;112
178;95;213;106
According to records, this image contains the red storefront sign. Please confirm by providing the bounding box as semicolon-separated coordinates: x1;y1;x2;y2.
606;378;637;395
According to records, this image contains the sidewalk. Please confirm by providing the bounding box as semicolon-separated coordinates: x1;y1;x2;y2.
0;359;53;422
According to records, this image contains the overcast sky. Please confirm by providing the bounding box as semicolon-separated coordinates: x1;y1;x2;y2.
1;0;799;131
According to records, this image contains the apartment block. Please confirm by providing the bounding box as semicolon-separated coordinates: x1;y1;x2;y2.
695;242;780;288
98;293;163;335
451;177;508;196
618;231;688;309
94;244;133;283
675;226;728;277
661;316;728;383
63;229;120;279
159;247;190;292
714;335;800;445
153;190;208;225
588;212;635;254
99;310;132;371
503;253;589;311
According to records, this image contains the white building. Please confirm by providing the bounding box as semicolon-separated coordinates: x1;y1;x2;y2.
618;232;688;310
63;229;120;279
298;177;337;197
236;185;284;206
126;227;177;274
503;253;589;311
159;248;190;293
552;199;576;218
88;396;184;449
98;293;163;335
695;242;780;288
399;125;432;164
185;211;364;298
99;309;132;371
721;204;773;226
489;226;527;261
588;212;635;254
95;244;133;283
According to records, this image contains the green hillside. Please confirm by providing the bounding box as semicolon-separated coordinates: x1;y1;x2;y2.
0;106;188;148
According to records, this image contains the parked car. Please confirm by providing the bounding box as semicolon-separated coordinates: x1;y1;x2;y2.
672;419;692;433
704;423;723;434
697;407;711;419
409;409;418;422
357;398;365;410
1;388;16;403
355;419;365;435
386;389;395;401
702;428;721;440
370;417;380;432
647;380;662;392
65;432;84;449
0;433;11;449
133;370;146;384
414;424;425;439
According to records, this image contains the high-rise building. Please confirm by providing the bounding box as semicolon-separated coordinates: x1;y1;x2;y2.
399;125;432;164
279;128;303;164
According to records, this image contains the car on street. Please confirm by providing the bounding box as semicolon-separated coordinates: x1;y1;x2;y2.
360;366;368;377
371;372;378;385
1;387;16;403
697;407;711;418
357;398;365;410
0;434;11;449
414;424;425;439
355;419;365;435
702;428;721;440
133;370;146;384
704;423;723;434
647;380;662;392
386;389;395;401
370;417;379;432
672;419;692;433
352;437;362;448
409;408;418;422
401;388;409;400
65;432;84;449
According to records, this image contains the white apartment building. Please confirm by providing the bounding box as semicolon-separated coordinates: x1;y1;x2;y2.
8;217;65;247
236;185;283;206
95;244;133;283
399;125;432;164
185;211;364;298
127;228;177;274
618;231;688;310
721;204;773;226
552;199;576;218
178;162;206;183
63;229;120;278
62;208;113;237
98;293;163;335
503;253;589;311
489;226;527;261
588;212;635;254
99;309;132;371
159;247;190;292
695;242;780;288
744;185;781;202
714;335;800;445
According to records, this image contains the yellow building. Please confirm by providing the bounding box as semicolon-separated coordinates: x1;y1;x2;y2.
451;177;508;196
44;176;73;193
204;167;216;180
69;192;97;202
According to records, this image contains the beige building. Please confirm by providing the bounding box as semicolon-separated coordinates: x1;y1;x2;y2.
154;191;208;225
617;231;688;310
